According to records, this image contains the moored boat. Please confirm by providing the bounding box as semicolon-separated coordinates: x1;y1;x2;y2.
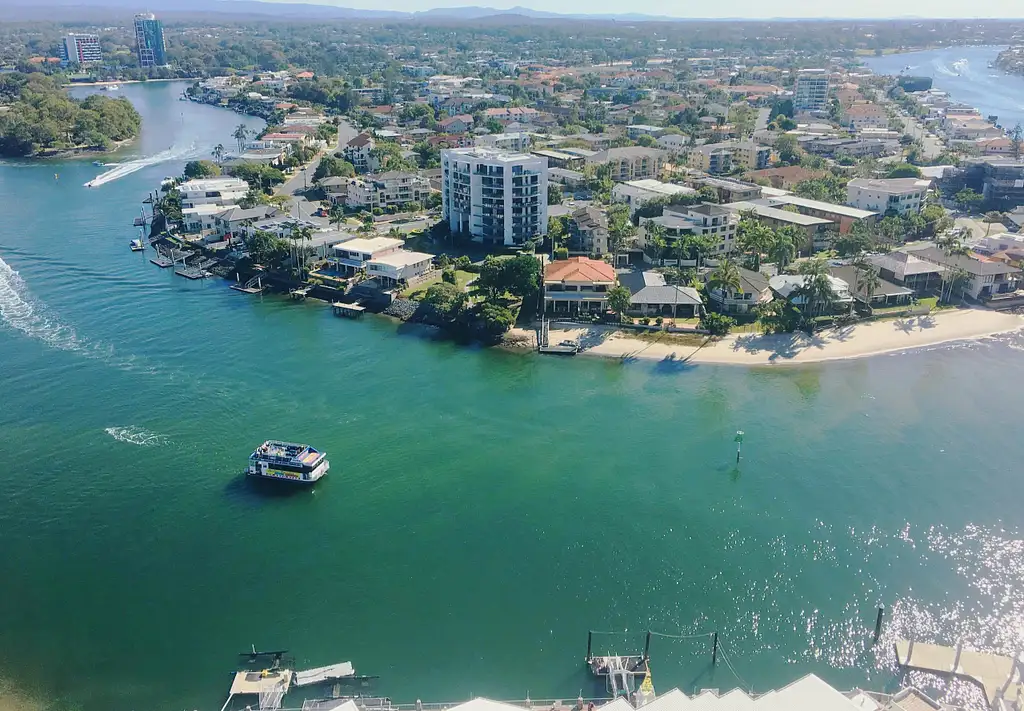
129;238;145;252
247;440;329;484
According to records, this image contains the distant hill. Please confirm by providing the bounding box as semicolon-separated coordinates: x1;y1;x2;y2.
0;0;685;22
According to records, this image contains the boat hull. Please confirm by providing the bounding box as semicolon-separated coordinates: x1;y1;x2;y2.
246;459;329;484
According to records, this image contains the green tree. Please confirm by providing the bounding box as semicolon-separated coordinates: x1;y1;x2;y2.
756;299;801;334
795;258;837;317
707;258;742;297
1010;122;1023;160
547;183;563;205
212;143;226;164
774;133;801;164
886;163;923;178
475;301;515;340
878;215;904;246
700;311;735;336
983;211;1005;236
183;159;221;179
233;123;250;152
643;222;667;261
769;228;799;268
314;156;355;181
606;285;632;322
423;281;464;316
954;188;983;213
736;217;775;270
938;230;971;303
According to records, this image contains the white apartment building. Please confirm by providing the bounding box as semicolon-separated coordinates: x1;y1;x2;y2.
342;172;432;211
60;33;101;64
367;251;435;286
330;237;405;274
844;103;888;131
612;179;697;216
846;178;931;216
342;133;377;174
794;69;830;112
177;177;249;209
474;132;533;152
441;147;548;248
640;202;740;261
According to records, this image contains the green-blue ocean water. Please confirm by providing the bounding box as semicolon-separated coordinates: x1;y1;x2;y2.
1;78;1023;711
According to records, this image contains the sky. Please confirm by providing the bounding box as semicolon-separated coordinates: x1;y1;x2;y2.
273;0;1024;17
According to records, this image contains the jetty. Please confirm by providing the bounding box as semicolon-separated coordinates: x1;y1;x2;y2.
221;651;360;711
150;254;174;268
538;317;578;355
231;273;266;294
331;302;366;319
290;286;312;300
586;632;653;701
894;639;1022;707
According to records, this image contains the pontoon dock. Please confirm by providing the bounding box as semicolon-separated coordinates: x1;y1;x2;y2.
894;639;1022;706
293;662;356;687
331;302;366;319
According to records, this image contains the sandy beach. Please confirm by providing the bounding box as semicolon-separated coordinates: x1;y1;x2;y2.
513;309;1024;366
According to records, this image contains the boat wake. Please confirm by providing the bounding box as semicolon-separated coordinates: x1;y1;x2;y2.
84;142;197;188
104;426;168;446
0;254;84;352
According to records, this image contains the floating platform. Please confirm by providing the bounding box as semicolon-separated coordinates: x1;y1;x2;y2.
894;639;1021;706
150;255;174;268
290;287;312;300
175;266;210;280
294;661;355;687
229;669;294;697
331;302;366;318
231;285;264;294
539;341;579;355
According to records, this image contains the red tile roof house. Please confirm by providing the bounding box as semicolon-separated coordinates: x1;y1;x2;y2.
437;114;474;134
543;257;617;314
294;71;315;80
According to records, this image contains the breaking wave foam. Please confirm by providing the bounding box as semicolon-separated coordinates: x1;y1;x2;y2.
104;426;168;446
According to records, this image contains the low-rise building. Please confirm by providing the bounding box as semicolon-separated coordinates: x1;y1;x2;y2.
706;266;772;314
843;102;889;131
640;203;739;259
438;114;474;134
694;177;762;203
846;178;931;216
769;274;853;312
586;146;665;181
692;141;771;172
722;201;834;254
342;133;377;174
622;271;703;318
475;132;532;152
867;250;945;294
915;246;1021;300
548;168;586;188
611;179;697;216
367;250;435;286
567;206;609;256
329;236;405;275
829;265;914;308
687;144;733;174
178;177;249;209
763;194;877;234
743;166;824;190
626;124;665;139
338;171;432;210
542;256;616;314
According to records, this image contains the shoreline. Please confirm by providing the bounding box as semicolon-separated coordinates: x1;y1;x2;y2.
66;77;198;87
511;309;1024;367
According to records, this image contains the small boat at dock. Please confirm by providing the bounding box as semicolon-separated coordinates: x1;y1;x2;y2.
129;239;145;252
247;440;329;484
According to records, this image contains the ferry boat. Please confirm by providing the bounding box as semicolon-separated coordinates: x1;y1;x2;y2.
247;441;329;484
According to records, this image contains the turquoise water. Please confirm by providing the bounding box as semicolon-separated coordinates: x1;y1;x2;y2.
2;81;1024;711
863;45;1024;128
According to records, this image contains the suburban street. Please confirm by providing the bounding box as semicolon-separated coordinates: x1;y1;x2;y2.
277;118;358;197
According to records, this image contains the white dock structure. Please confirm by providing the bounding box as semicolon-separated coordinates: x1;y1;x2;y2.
294;662;356;687
895;639;1024;709
223;669;293;711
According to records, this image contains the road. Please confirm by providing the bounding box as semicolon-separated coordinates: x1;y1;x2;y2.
277;118;358;197
900;116;945;160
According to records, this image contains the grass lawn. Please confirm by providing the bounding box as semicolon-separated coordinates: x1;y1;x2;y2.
402;270;475;299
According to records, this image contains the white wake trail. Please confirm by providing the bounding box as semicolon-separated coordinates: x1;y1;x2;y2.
84;142;198;188
0;255;83;351
104;426;168;446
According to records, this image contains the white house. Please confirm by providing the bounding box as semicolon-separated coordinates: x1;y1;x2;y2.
611;179;697;216
329;236;405;274
770;274;854;310
366;250;435;286
846;178;930;216
181;204;225;233
342;133;377;174
177;177;249;209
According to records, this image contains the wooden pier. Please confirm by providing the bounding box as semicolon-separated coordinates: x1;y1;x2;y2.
290;287;312;300
331;302;366;319
175;265;210;280
539;341;579;355
150;255;174;268
894;639;1022;707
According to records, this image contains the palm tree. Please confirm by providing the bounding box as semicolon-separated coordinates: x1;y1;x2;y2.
608;212;636;265
983;211;1005;237
232;124;250;152
707;258;742;302
643;222;667;262
849;256;881;311
796;258;836;317
937;231;970;303
736;218;774;271
212;143;226;164
768;230;797;271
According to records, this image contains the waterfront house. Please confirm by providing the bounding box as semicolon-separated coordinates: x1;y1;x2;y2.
706;266;773;314
178;177;249;209
619;270;703;318
828;265;914;308
543;257;616;314
366;250;435;286
214;205;276;242
182;203;225;234
914;246;1021;301
330;236;405;275
769;274;853;312
867;251;945;294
